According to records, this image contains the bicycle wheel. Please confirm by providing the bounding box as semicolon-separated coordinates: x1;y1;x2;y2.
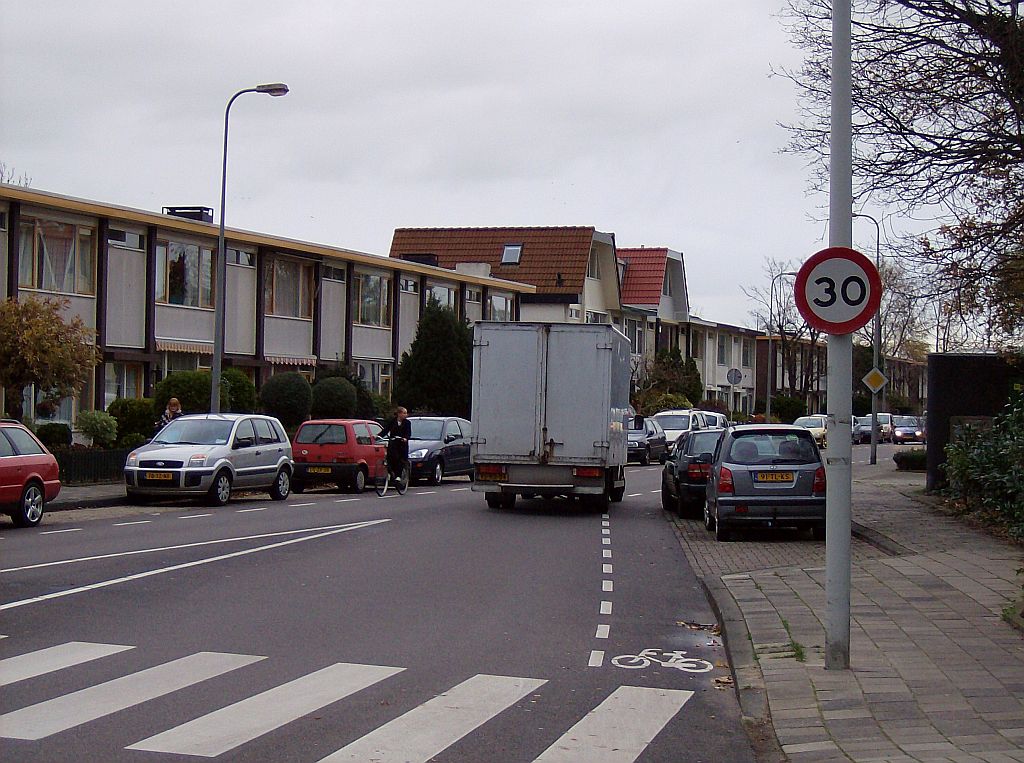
396;464;410;495
671;658;715;673
375;469;390;497
610;654;650;669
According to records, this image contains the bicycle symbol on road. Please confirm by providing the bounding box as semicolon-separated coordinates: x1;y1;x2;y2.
611;648;714;673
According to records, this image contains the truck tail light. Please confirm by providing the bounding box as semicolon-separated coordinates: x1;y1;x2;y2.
718;466;734;494
573;466;603;478
813;466;826;495
476;464;508;481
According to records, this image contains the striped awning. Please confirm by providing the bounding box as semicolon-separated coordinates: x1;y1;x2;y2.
265;354;318;366
156;339;214;354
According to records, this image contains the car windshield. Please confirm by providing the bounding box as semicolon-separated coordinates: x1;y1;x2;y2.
409;419;444;440
653;414;690;430
154;418;234;446
727;433;819;465
295;423;348;444
688;430;722;455
792;417;823;428
894;416;919;427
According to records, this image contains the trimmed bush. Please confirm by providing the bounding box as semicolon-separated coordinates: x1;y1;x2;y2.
633;391;692;417
107;397;155;440
893;448;927;471
36;422;72;450
154;371;214;416
311;376;358;419
117;432;150;450
259;371;312;428
75;410;118;448
769;394;806;424
222;368;257;413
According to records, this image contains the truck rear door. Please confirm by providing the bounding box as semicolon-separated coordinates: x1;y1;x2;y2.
543;325;612;464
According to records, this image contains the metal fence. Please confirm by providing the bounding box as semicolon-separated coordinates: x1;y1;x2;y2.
54;448;130;485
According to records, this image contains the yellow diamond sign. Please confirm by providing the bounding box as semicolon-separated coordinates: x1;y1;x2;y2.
862;367;888;394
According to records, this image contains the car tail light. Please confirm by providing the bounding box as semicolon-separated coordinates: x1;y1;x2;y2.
718;466;734;494
687;463;711;481
813;466;826;495
734;505;748;514
574;466;603;478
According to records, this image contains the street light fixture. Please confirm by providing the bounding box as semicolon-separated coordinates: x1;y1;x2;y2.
211;83;289;413
764;271;799;422
853;212;882;465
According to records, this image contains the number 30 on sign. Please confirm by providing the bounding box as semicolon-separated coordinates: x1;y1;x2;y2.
794;247;882;335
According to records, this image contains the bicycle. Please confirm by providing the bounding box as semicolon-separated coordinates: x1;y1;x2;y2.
376;439;410;497
610;648;714;672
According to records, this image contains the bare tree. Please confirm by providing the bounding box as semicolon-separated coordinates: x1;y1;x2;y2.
853;259;929;358
0;160;31;187
777;0;1024;344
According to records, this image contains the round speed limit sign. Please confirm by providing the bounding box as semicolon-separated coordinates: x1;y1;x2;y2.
794;247;882;335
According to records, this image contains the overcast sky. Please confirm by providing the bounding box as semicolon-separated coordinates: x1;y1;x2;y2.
1;0;842;326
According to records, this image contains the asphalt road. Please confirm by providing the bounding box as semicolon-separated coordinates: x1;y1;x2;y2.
0;465;755;762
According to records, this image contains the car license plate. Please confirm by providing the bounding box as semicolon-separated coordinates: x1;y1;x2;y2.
308;466;331;474
755;471;794;482
146;472;174;481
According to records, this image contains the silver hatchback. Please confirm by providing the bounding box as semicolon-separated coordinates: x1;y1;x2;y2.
704;424;826;542
124;414;293;505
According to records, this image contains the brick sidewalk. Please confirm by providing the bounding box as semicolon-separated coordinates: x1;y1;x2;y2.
670;461;1024;762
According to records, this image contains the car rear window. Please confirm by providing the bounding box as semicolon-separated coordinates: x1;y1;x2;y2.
410;419;444;440
0;431;17;457
727;433;819;465
4;427;44;455
296;424;348;444
654;414;690;430
687;430;722;456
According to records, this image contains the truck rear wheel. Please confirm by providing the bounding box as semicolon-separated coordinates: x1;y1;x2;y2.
609;486;625;502
485;493;516;510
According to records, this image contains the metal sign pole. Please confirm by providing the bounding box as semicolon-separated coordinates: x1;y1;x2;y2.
827;0;853;670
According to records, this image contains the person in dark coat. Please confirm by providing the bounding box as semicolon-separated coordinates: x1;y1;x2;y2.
383;406;411;481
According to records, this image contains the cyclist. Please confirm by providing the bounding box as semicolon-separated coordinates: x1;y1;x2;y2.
382;406;412;486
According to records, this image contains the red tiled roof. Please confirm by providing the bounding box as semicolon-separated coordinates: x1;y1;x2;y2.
389;227;597;295
618;248;668;306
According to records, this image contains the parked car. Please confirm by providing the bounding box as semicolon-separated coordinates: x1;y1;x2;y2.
704;424;826;542
792;414;828;447
627;416;669;465
407;416;473;484
661;428;724;517
291;419;386;493
651;410;707;453
875;412;894;442
124;414;293;505
852;416;876;445
891;415;926;444
1;420;61;527
699;411;729;429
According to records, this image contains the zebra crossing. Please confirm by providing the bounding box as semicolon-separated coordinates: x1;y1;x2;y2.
0;639;696;761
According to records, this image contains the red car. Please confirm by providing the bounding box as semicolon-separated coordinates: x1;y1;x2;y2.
291;419;387;493
1;420;61;527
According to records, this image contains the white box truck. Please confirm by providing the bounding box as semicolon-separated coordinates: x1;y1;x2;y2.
470;322;632;510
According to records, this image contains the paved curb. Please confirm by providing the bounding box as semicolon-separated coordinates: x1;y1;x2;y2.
49;487;127;512
699;576;787;763
850;521;911;556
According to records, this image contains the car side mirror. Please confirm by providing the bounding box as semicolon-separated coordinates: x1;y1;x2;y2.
445;434;457;443
233;436;255;449
695;452;713;464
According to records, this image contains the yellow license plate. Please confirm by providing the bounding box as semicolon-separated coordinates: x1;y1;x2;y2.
756;471;794;482
308;466;331;474
146;472;174;481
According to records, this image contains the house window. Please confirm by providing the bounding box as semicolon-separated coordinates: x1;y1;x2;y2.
156;240;214;308
691;331;703;358
428;284;457;310
466;288;482;303
586;249;600;279
355;359;393;396
108;228;146;251
717;334;728;365
489;294;512;321
568;307;581;320
400;277;419;293
626;318;644;355
742;339;753;368
0;211;7;230
354;271;392;327
501;244;522;265
18;218;96;296
586;310;608;324
662;272;672;296
104;362;144;409
228;248;255;267
322;265;346;281
264;257;314;318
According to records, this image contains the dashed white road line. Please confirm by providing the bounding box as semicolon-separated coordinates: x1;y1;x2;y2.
450;487;470;492
603;549;612;558
649;490;660;494
602;538;611;545
236;507;267;513
600;601;612;615
602;580;613;592
603;564;613;574
113;520;151;526
595;624;610;639
334;498;360;503
588;650;605;668
179;514;211;520
418;491;436;495
290;503;314;508
601;528;610;535
626;493;642;497
39;529;81;535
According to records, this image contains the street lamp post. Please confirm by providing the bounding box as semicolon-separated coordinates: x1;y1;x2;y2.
764;271;798;422
854;212;882;465
211;83;289;413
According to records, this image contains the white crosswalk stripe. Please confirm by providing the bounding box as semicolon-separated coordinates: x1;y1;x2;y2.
319;673;546;763
128;662;404;757
0;641;133;687
533;685;694;762
0;651;264;740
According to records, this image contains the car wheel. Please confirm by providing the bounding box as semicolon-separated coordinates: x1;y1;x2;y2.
660;483;674;512
269;468;291;501
208;470;232;507
639;447;650;466
291;481;306;494
12;482;45;527
350;468;366;494
675;493;691;519
429;459;444;486
659;450;667;464
812;525;826;541
714;514;731;542
703;502;715;531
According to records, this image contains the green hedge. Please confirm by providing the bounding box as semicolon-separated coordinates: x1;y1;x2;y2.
311;376;357;419
36;422;72;450
259;372;312;428
107;397;155;439
893;448;927;471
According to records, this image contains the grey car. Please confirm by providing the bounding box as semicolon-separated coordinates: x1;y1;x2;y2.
704;424;826;542
124;414;293;505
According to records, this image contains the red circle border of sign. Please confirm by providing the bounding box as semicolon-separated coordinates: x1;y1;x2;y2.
794;246;883;335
